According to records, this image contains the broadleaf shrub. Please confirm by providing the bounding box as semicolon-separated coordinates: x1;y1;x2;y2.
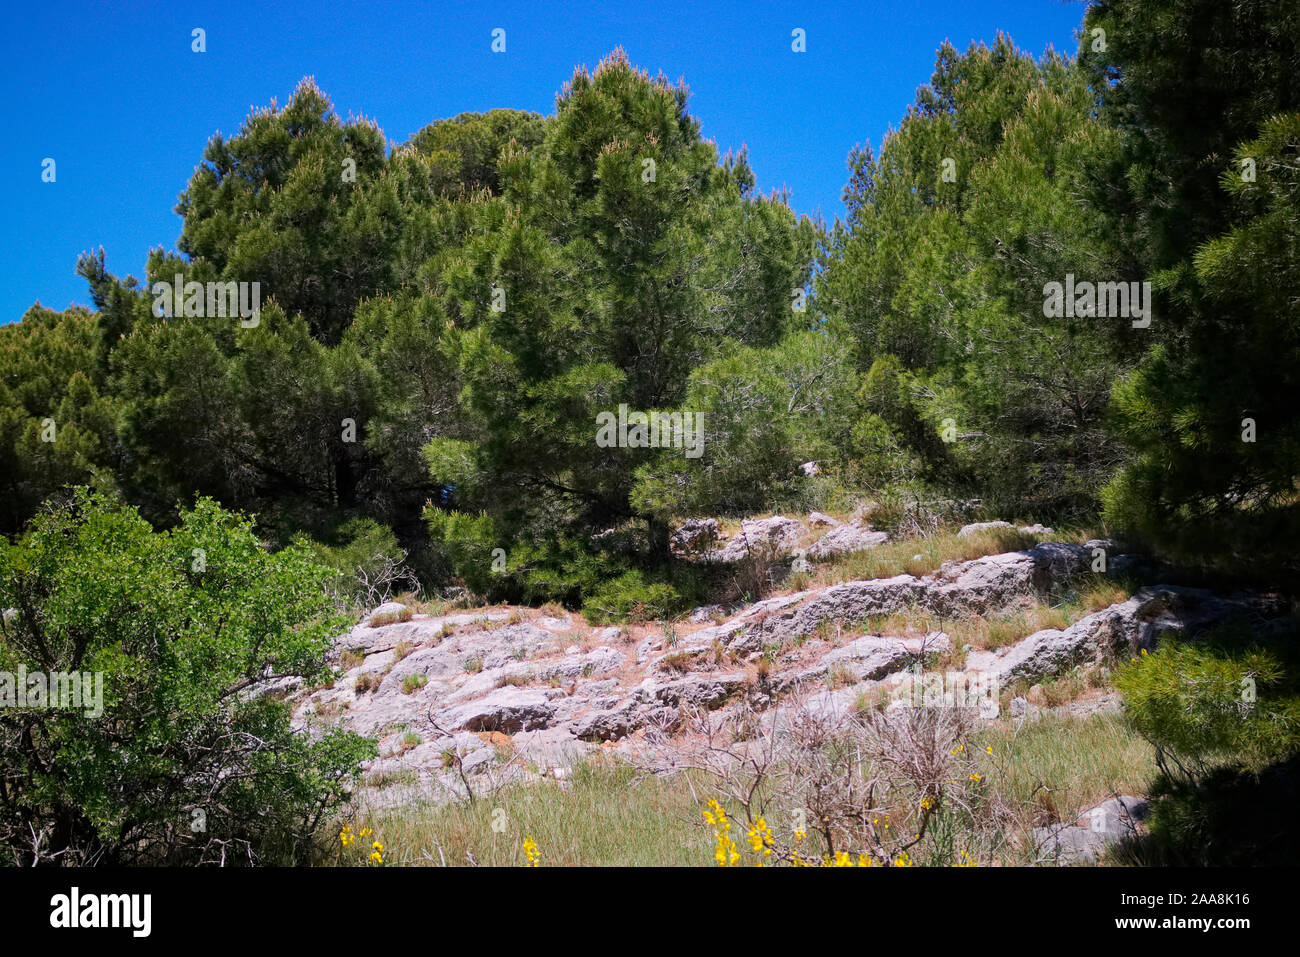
0;489;376;865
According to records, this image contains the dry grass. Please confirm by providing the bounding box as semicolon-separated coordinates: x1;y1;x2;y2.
394;592;447;617
975;712;1154;842
340;762;708;866
782;526;1051;593
321;709;1154;867
826;663;859;689
368;606;414;628
494;671;533;688
661;650;695;673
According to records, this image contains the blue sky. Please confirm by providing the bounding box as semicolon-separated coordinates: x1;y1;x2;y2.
0;0;1088;323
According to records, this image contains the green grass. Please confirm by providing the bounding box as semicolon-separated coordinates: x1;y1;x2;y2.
319;711;1155;867
336;762;712;866
975;712;1154;845
400;673;428;694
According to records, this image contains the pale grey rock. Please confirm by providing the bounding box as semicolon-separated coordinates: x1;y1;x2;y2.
1034;795;1149;865
689;604;728;624
436;687;557;733
337;610;509;655
570;698;641;741
705;516;808;562
807;523;889;560
536;646;625;681
635;636;663;664
641;673;746;710
964;585;1277;687
511;727;596;768
957;521;1013;538
781;632;949;688
670;518;720;554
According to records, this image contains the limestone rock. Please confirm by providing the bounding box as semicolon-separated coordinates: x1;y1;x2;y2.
807;522;888;560
957;521;1013;538
437;688;557;734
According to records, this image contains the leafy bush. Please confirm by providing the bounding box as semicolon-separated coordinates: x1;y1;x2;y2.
0;489;375;865
630;329;859;519
423;507;501;599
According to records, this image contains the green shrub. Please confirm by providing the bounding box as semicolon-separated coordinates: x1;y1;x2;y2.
0;489;375;866
423;508;501;599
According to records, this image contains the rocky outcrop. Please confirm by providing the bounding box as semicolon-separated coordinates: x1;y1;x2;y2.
964;585;1281;686
672;513;890;565
669;518;719;555
780;632;950;688
290;535;1285;813
436;688;557;734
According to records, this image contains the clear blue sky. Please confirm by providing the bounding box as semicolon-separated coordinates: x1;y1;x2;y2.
0;0;1089;324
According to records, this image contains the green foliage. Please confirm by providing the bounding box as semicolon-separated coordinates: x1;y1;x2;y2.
630;327;858;518
1;22;1295;606
819;35;1133;519
0;489;375;865
1113;621;1300;868
293;517;416;610
176;79;392;345
405;109;546;196
581;570;680;625
0;306;122;535
1115;754;1300;867
423;507;501;598
1085;1;1300;576
1115;627;1300;782
430;50;819;597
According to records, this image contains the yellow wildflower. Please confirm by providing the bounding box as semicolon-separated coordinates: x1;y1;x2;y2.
523;836;541;867
746;818;774;863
